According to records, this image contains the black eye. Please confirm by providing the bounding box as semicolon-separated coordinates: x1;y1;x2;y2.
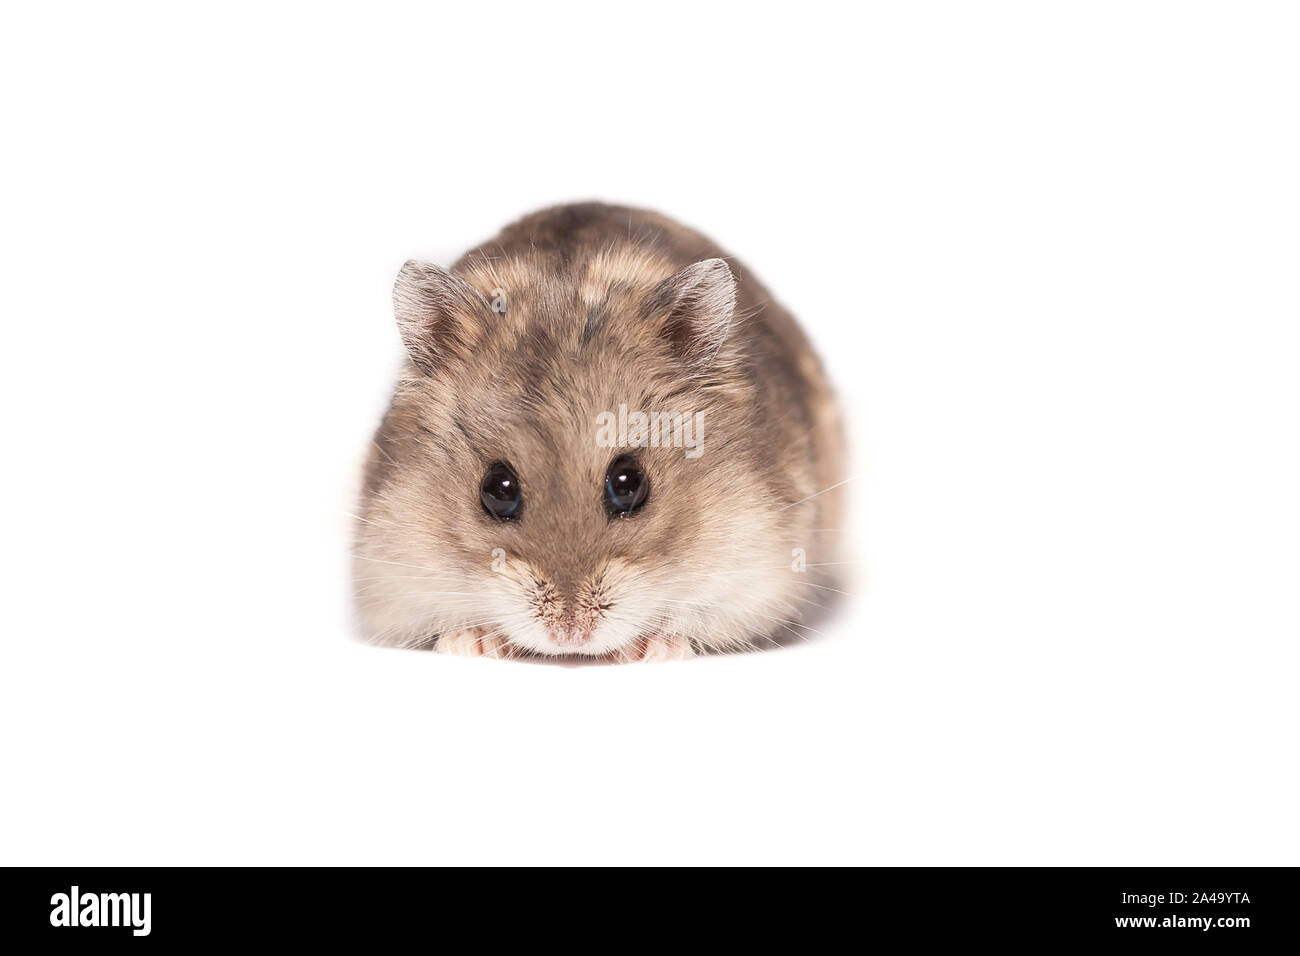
604;455;649;516
480;461;522;520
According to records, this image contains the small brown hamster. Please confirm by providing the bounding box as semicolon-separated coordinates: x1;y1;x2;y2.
353;202;845;662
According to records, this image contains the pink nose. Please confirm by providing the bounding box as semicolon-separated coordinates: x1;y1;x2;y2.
549;626;592;647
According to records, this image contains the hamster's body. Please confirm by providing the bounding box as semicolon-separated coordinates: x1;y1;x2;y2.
354;203;844;661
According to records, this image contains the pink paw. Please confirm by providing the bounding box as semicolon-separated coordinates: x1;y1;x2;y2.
614;634;694;663
436;628;512;659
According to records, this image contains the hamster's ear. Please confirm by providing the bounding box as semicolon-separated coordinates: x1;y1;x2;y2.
393;260;491;373
642;258;737;368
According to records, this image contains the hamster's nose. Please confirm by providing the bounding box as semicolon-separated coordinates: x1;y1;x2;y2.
548;625;592;648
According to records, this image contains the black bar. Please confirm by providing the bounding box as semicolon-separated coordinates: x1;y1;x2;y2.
1;867;1294;946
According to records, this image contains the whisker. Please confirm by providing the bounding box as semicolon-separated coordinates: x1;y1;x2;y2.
657;598;828;641
794;580;854;597
695;560;860;576
371;439;398;467
777;474;861;513
349;553;450;575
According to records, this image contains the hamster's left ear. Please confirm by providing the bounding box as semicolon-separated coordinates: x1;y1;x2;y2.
642;258;737;368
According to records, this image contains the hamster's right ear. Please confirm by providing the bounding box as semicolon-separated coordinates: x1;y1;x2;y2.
393;260;491;373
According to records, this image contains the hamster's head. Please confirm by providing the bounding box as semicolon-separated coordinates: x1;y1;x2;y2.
353;251;804;658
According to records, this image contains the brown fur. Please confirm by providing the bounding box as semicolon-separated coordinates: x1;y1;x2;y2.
353;202;845;660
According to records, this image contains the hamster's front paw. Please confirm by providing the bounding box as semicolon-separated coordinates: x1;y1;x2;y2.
436;628;511;658
616;634;695;663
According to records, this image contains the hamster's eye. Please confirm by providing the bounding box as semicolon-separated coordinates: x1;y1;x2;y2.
480;461;522;520
604;455;649;516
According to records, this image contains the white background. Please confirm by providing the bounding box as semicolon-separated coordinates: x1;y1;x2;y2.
2;3;1297;865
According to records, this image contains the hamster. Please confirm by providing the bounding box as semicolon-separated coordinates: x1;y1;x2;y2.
353;202;845;662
